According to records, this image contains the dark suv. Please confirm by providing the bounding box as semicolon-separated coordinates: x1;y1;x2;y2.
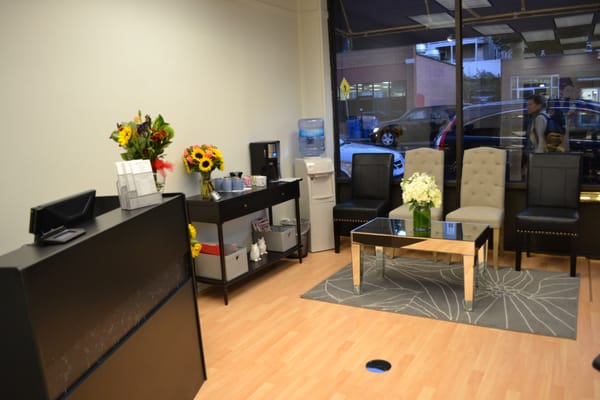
370;105;456;147
433;99;600;181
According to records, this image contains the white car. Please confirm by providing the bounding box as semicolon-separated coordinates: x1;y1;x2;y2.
339;139;405;178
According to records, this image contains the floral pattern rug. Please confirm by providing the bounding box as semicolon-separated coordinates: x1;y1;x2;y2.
301;254;579;339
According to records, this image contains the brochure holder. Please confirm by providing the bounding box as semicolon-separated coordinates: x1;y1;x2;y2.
115;160;162;210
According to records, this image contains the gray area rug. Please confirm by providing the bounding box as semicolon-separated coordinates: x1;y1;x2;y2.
302;254;580;339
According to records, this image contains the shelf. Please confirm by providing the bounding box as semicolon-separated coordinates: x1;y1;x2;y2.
195;246;300;287
187;180;302;304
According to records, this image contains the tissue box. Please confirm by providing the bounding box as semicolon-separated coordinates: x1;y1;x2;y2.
194;244;248;280
253;225;297;252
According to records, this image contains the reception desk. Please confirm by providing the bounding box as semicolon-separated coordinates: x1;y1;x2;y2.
0;194;206;399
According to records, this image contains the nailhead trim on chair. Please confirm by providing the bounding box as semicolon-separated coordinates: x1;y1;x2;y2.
334;218;369;223
516;229;578;237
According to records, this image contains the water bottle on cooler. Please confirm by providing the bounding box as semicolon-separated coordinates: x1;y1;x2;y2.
299;118;325;157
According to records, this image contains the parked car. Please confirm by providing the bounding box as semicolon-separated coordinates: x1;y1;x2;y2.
370;105;456;147
339;139;405;178
433;99;600;181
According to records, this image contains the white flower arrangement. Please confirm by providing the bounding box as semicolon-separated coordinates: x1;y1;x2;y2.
400;172;442;210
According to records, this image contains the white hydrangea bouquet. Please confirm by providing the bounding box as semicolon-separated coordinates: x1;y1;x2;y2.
400;172;442;210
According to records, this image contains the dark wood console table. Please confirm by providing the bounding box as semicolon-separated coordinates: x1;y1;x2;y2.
187;180;303;305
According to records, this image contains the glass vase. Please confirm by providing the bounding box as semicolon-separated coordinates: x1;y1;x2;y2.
200;171;214;200
413;204;431;237
153;172;166;193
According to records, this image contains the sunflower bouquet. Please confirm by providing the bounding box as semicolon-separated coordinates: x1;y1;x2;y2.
183;144;225;199
182;144;225;174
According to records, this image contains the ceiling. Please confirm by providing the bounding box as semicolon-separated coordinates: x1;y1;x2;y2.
333;0;600;56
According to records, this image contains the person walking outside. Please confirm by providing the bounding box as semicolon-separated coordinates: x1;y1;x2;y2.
526;94;547;153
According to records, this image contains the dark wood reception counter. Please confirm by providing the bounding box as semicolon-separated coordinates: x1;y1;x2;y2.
0;194;206;399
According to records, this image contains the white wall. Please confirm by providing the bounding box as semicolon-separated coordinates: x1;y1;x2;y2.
0;0;333;254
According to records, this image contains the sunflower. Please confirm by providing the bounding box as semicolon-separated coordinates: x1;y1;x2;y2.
199;157;214;172
191;147;204;163
118;125;132;147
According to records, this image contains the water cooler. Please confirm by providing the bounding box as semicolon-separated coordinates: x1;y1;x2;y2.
294;157;335;252
249;141;280;182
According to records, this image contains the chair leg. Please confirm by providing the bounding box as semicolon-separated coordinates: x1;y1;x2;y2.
334;220;340;253
498;228;504;257
570;236;577;277
492;228;500;269
515;231;523;271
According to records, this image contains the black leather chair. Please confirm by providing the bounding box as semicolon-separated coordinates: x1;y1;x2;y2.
515;152;582;276
333;153;394;253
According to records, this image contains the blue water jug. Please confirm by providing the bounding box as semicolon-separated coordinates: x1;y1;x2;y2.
299;118;325;157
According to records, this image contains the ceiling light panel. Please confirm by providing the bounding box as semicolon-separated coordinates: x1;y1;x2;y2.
410;13;455;29
473;24;515;35
563;48;586;55
435;0;491;10
554;14;594;28
559;36;588;45
522;30;555;42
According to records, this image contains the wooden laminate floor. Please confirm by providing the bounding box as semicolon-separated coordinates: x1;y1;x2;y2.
194;238;600;400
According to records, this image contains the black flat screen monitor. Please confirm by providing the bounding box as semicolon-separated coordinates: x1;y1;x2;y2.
29;190;96;244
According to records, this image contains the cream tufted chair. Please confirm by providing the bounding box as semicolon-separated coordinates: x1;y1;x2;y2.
445;147;506;268
389;148;445;221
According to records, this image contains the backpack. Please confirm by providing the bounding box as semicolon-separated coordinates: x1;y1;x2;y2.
543;112;566;152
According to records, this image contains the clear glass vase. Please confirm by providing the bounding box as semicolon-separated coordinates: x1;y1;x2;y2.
200;171;214;200
153;172;166;193
413;204;431;237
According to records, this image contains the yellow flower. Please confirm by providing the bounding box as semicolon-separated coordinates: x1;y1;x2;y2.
183;155;191;173
191;148;204;163
188;224;197;239
198;157;214;172
118;125;132;146
191;242;202;258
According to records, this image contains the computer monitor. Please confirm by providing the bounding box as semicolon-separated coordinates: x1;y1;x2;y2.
29;190;96;244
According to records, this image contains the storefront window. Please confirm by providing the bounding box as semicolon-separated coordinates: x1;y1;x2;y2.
330;0;600;185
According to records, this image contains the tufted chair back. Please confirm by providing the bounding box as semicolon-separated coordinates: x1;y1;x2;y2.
404;148;445;200
389;148;445;221
460;147;506;209
446;146;507;268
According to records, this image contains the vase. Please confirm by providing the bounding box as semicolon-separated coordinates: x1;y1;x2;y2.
413;204;431;237
200;171;214;200
153;172;166;193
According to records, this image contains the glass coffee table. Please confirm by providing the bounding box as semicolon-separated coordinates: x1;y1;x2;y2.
351;217;491;311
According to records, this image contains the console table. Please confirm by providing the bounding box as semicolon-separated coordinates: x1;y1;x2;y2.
187;180;303;304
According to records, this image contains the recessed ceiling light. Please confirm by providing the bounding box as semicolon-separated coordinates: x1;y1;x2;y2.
559;36;588;45
409;13;455;29
435;0;491;10
473;24;515;35
554;14;594;28
522;30;555;42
